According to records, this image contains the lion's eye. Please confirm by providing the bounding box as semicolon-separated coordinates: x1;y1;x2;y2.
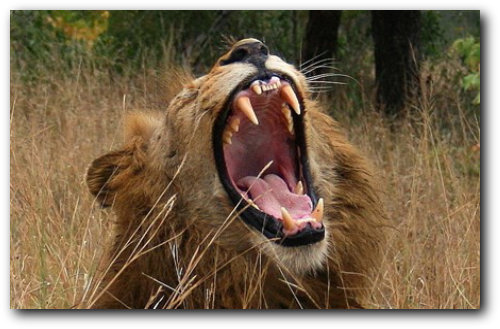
231;48;248;62
220;48;248;66
260;45;269;56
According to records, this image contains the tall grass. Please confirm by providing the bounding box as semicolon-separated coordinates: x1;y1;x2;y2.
10;50;480;309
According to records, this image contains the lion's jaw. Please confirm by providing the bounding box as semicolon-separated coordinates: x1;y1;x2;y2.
163;39;329;274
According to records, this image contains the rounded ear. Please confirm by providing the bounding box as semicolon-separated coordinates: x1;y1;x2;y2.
86;150;131;208
87;112;163;207
86;112;161;208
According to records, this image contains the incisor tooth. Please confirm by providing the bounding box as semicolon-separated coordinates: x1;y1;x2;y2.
252;84;262;95
294;181;304;195
236;96;259;125
297;218;314;224
248;199;261;210
311;198;324;223
281;85;301;115
281;207;296;232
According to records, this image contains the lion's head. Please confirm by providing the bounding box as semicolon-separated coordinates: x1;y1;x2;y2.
86;39;385;308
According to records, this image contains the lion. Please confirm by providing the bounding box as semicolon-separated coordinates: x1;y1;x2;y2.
83;38;386;309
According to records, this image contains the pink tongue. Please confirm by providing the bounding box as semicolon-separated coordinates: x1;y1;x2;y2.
237;174;313;220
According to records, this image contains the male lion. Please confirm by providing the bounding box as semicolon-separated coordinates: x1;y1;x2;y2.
84;38;386;309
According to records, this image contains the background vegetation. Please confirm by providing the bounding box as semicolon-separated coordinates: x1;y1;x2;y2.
10;10;480;309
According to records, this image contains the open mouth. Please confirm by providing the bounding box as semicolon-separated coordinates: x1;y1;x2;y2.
213;74;325;247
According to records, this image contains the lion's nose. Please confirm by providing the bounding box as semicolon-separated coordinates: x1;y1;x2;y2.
221;42;269;68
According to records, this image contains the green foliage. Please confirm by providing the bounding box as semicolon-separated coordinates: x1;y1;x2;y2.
421;11;446;57
48;10;109;44
336;10;372;61
453;36;480;69
11;9;481;101
10;10;310;77
452;36;480;104
10;10;107;82
98;10;306;72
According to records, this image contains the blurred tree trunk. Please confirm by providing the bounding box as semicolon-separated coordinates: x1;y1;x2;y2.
301;10;342;77
372;10;422;117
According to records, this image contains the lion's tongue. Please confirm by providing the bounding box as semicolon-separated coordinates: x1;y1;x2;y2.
237;174;313;220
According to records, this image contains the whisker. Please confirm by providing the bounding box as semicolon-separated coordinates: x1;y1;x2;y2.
307;73;346;81
301;65;337;76
300;60;334;72
309;89;334;94
308;86;335;93
300;58;336;71
300;62;337;74
309;85;335;90
298;51;330;68
307;73;359;87
308;80;347;85
300;57;335;67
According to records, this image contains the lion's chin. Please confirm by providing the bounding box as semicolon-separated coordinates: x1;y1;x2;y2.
253;231;329;275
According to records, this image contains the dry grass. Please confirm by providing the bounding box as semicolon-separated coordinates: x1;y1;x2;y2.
10;57;480;309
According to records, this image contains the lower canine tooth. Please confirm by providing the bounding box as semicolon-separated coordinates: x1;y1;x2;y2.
311;198;324;223
281;207;296;232
294;181;304;195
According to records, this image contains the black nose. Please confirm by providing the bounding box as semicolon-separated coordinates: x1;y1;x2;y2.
221;42;269;68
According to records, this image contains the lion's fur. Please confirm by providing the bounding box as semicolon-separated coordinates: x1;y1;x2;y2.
84;39;386;309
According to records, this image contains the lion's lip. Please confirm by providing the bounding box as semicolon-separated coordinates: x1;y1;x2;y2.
213;74;325;246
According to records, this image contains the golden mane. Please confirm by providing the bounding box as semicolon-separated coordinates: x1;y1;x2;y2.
84;38;386;309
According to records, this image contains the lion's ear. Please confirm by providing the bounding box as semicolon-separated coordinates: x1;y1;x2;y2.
86;149;131;208
87;112;162;208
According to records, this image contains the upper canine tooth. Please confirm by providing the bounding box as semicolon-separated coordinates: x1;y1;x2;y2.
251;84;262;95
311;198;324;224
235;96;259;125
281;85;301;115
280;207;296;233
